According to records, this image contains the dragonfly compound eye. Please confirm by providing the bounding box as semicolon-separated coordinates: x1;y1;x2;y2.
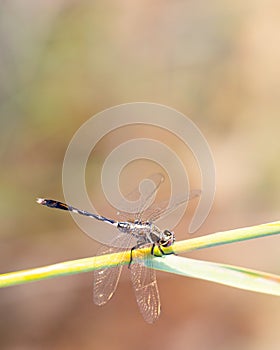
161;230;175;246
163;229;172;238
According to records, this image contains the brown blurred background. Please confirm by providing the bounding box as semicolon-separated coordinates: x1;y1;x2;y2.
1;1;280;349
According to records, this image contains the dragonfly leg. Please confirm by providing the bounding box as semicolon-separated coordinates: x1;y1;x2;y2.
151;244;162;257
128;246;136;268
129;241;154;268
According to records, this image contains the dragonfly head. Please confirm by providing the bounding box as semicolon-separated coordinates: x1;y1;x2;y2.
160;229;175;247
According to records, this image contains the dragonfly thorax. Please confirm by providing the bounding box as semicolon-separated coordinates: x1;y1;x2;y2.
116;220;175;248
117;220;152;237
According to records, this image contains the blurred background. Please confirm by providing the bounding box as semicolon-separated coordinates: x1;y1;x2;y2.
1;1;280;349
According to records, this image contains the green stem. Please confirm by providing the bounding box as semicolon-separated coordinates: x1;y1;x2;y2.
1;220;280;288
173;220;280;253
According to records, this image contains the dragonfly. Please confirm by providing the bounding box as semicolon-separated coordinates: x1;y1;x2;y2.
37;174;200;323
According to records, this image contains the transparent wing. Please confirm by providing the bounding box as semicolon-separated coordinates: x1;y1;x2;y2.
93;234;135;305
115;173;165;222
141;189;201;222
134;172;165;221
130;248;160;324
116;172;200;224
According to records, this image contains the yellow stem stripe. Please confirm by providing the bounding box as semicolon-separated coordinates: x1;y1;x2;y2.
0;220;279;288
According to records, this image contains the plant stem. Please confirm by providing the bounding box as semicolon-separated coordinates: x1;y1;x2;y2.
0;220;280;288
